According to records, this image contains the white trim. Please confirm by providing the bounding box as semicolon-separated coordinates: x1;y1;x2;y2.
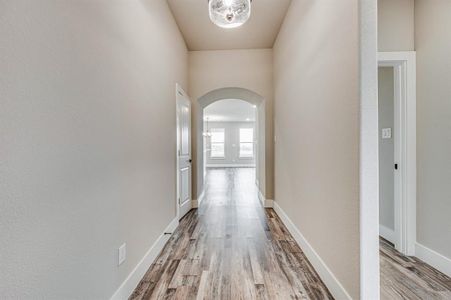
378;51;417;256
110;218;179;300
415;243;451;278
274;202;352;300
360;1;380;298
175;84;181;222
379;225;396;244
176;83;193;220
264;199;274;208
204;120;256;123
258;190;264;206
206;164;256;168
258;190;273;208
192;189;205;208
196;88;266;207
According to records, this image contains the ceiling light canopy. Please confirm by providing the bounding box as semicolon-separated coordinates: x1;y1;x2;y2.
208;0;252;29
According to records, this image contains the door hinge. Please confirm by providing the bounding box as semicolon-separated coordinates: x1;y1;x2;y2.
395;163;398;170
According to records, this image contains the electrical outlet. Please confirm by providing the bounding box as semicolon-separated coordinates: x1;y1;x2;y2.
118;243;126;266
382;128;392;139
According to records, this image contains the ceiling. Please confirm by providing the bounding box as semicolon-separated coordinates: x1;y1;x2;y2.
167;0;292;51
204;99;256;122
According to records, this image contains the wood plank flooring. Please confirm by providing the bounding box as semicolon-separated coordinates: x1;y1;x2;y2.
380;238;451;299
130;168;333;300
130;167;451;300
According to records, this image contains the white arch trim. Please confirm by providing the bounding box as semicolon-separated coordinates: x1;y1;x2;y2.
198;87;264;109
195;87;267;207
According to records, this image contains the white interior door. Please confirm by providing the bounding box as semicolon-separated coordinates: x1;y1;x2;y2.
176;84;192;220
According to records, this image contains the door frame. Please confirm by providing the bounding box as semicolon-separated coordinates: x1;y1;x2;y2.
378;51;416;256
176;83;192;220
195;87;267;206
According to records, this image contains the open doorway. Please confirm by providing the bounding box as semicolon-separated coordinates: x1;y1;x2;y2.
378;66;397;247
203;99;256;170
200;99;258;207
194;87;268;208
378;52;416;256
378;52;426;299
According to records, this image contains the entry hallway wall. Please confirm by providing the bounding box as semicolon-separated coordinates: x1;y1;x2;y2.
378;0;415;51
415;0;451;262
0;1;187;298
188;49;273;200
274;0;361;298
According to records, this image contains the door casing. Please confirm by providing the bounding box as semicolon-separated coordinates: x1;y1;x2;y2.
378;51;417;256
176;83;192;220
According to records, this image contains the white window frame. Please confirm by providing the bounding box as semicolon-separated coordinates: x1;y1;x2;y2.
239;128;254;159
210;128;225;159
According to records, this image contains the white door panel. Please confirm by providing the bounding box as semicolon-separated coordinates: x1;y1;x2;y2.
176;84;192;219
180;167;191;205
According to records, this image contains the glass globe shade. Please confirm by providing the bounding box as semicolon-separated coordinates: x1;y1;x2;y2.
208;0;251;29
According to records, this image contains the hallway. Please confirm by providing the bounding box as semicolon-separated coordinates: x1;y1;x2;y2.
4;1;451;299
130;168;333;299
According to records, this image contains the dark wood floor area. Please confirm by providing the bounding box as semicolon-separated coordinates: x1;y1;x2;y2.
380;238;451;299
130;168;333;300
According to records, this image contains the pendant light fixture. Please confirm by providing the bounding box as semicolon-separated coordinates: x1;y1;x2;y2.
208;0;252;29
203;117;212;137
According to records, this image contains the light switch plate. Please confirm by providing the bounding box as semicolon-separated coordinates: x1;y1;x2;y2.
382;128;392;139
118;243;126;266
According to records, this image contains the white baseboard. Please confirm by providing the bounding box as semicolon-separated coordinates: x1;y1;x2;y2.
258;190;273;208
379;225;395;244
415;242;451;277
192;189;205;208
258;190;265;206
264;199;274;208
273;202;352;300
206;164;256;168
110;218;179;300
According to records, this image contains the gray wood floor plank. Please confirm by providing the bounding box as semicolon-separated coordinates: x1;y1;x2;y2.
130;168;451;300
130;168;332;300
380;238;451;300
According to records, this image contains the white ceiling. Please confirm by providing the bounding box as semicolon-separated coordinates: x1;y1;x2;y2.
167;0;292;51
204;99;256;122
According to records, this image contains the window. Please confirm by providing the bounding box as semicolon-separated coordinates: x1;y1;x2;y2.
210;128;225;158
239;128;254;158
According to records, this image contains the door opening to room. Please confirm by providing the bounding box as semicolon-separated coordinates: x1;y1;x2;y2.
194;87;268;209
378;52;416;256
377;52;427;299
201;99;259;204
203;99;257;172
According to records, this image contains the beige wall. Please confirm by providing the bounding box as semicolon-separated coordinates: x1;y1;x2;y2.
415;0;451;260
378;0;415;51
378;67;395;231
274;0;361;298
0;0;187;298
188;49;274;199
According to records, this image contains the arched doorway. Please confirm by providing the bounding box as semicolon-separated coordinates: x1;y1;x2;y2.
194;87;267;207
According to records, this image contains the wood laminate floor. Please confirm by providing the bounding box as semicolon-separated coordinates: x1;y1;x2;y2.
130;168;333;300
380;238;451;299
130;167;451;300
